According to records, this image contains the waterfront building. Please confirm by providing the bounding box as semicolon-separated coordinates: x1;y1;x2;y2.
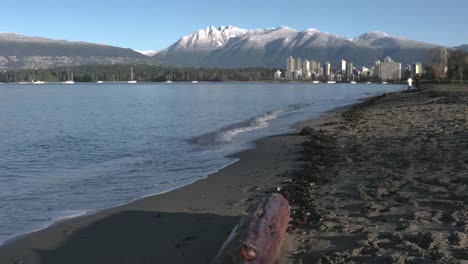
310;60;318;75
346;62;353;80
360;67;371;80
296;58;302;73
379;56;402;80
340;59;347;73
374;60;381;78
303;60;311;80
411;62;422;77
286;56;295;80
324;62;331;77
294;69;302;80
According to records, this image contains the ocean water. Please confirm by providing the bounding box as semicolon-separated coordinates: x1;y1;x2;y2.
0;82;403;245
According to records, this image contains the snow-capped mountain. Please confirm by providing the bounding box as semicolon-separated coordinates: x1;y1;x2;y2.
153;26;444;68
352;31;389;44
153;25;248;66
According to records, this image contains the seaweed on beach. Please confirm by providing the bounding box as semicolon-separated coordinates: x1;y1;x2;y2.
281;128;341;227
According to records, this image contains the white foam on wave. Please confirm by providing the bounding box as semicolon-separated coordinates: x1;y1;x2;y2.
190;104;308;145
217;108;285;142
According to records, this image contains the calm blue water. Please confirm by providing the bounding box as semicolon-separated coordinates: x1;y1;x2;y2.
0;82;403;245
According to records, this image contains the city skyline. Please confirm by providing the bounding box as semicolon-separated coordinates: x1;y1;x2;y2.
281;55;419;81
1;0;467;51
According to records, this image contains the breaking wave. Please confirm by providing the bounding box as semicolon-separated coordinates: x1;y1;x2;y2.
190;104;308;144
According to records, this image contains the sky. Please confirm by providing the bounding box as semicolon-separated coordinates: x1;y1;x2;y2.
1;0;467;51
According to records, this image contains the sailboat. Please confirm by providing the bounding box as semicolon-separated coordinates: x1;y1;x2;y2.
32;79;45;84
350;74;357;84
63;68;75;84
165;74;173;83
191;73;198;83
128;67;137;84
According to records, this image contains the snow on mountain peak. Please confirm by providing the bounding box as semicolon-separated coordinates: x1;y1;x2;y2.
133;49;158;56
304;28;319;33
353;31;389;43
177;25;248;49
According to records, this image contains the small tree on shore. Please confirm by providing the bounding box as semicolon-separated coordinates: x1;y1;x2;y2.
426;64;447;82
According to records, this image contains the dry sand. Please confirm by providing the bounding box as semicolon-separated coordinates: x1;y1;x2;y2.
279;85;468;263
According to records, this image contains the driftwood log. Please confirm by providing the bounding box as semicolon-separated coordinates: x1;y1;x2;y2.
213;193;290;264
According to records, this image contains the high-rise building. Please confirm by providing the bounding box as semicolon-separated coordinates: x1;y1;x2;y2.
310;60;317;75
294;69;302;80
346;62;353;80
411;62;422;77
286;56;295;71
296;58;302;71
374;60;381;78
340;59;347;73
286;56;295;80
303;60;311;80
296;58;303;78
379;56;402;80
316;62;321;76
324;62;331;77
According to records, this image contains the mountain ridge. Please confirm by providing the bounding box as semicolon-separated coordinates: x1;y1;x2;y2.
153;26;447;68
0;32;148;70
0;28;463;70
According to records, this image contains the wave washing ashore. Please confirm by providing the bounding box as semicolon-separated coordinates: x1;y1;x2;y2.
0;83;404;257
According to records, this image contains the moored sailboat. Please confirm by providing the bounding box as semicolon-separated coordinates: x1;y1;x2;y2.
128;67;137;84
63;68;75;84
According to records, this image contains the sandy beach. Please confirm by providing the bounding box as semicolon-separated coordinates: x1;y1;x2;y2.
279;84;468;263
1;84;467;264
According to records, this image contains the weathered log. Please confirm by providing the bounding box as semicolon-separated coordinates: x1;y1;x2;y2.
213;193;290;264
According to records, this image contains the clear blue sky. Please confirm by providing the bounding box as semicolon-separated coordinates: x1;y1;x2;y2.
1;0;467;51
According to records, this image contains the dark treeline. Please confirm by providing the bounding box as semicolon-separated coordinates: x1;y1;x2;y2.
0;65;276;83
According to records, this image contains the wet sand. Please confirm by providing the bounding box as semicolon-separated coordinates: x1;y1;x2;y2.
279;85;468;263
0;131;305;264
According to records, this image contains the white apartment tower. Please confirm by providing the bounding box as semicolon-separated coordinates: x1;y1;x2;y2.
303;60;311;80
340;60;347;73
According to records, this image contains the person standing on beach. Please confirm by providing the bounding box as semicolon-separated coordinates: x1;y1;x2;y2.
415;74;420;89
407;76;413;91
